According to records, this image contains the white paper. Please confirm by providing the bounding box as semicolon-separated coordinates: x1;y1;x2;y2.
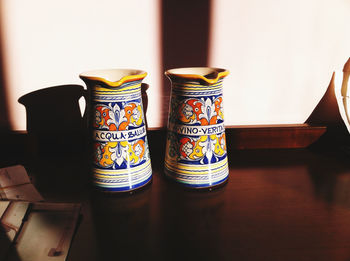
0;165;43;202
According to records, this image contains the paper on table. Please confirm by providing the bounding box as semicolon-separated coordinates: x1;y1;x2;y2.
1;202;81;261
0;201;10;216
0;201;30;261
0;165;31;187
0;165;43;202
0;201;30;241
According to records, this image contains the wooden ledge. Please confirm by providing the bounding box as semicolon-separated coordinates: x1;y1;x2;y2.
224;124;327;149
0;124;327;156
148;124;327;150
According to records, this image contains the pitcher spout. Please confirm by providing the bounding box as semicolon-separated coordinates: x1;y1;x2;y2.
165;67;229;85
80;69;147;87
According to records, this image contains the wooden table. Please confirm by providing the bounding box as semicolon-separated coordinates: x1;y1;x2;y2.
20;132;350;261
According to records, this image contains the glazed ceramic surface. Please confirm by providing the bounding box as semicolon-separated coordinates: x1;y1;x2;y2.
335;58;350;134
164;67;229;188
80;69;152;192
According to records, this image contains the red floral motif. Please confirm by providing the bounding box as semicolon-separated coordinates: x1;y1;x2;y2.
178;134;226;161
95;106;117;131
179;137;195;158
94;102;143;131
178;97;223;126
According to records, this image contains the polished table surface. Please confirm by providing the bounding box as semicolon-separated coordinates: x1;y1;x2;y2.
0;126;335;261
19;139;350;261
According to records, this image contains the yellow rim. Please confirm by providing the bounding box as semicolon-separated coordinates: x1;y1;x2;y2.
165;67;229;84
80;70;147;87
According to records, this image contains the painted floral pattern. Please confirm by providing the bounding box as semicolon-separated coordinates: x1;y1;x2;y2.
168;133;226;163
178;97;224;125
167;96;227;163
94;101;143;131
93;100;148;169
95;139;148;169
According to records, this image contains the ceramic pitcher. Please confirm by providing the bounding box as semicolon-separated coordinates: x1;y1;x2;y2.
80;69;152;192
164;67;229;188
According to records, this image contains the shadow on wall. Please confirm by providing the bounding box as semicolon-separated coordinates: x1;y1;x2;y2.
17;83;150;156
141;83;149;128
161;0;212;126
18;85;87;156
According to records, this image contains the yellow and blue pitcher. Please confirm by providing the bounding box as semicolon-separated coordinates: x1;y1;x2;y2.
80;69;152;192
164;67;229;188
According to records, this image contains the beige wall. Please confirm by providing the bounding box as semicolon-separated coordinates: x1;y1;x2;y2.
1;0;349;130
1;0;162;130
209;0;350;125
